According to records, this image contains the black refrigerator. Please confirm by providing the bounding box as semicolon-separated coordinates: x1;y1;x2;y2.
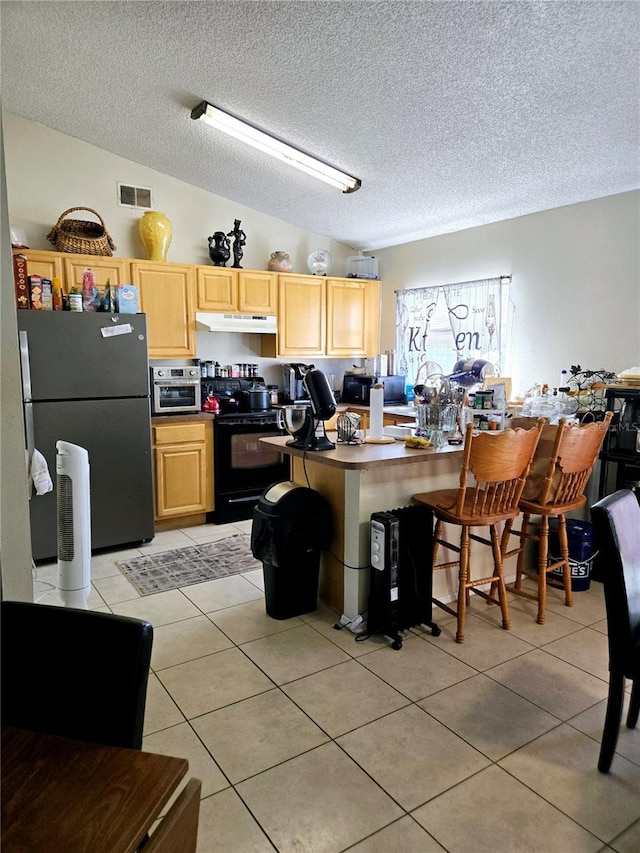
18;311;155;561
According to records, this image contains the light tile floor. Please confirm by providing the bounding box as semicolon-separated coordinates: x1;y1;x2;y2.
33;522;640;853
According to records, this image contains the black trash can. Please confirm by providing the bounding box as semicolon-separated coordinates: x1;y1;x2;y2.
251;482;333;619
547;518;596;592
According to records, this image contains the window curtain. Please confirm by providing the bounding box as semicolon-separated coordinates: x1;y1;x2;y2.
396;277;510;386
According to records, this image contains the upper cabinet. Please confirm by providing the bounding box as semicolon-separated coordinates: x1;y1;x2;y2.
131;261;196;359
196;267;276;315
277;275;326;357
14;251;381;361
13;249;64;283
63;255;131;291
326;277;380;358
272;274;380;358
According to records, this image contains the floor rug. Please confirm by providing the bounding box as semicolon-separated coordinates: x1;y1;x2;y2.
117;534;262;596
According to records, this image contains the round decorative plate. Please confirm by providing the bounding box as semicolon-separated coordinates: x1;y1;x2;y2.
307;249;333;276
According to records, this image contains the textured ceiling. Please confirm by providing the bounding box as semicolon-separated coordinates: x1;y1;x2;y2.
1;1;638;250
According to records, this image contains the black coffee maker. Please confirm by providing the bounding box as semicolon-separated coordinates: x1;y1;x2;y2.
282;363;314;403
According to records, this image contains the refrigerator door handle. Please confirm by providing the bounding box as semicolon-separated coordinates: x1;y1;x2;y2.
19;330;35;458
19;330;33;402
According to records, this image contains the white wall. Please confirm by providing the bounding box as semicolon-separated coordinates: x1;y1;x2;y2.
375;192;640;397
3;113;357;274
0;114;35;601
3;112;364;387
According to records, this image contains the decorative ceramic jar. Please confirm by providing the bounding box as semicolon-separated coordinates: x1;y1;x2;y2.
139;211;172;262
208;232;231;266
267;251;294;273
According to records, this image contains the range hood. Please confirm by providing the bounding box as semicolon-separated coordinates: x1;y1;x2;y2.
195;311;277;334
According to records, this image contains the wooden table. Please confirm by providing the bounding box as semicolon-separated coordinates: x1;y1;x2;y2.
1;726;193;852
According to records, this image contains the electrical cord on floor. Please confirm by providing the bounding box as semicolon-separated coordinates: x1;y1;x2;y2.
332;609;368;633
32;559;56;603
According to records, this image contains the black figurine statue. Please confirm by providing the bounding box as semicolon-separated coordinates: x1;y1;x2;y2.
208;231;231;266
227;219;246;269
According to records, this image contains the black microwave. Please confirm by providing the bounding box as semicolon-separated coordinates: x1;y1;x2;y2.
341;374;407;406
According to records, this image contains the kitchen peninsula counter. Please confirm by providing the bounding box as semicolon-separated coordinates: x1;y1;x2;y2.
261;434;463;619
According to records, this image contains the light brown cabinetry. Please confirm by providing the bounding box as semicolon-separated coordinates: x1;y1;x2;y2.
196;267;276;314
326;277;380;357
14;251;381;361
131;261;196;359
62;255;130;291
152;420;213;524
268;274;380;358
276;275;326;357
12;249;64;283
14;250;197;359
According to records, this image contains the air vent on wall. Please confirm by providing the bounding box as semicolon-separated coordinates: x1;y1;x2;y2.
117;183;152;209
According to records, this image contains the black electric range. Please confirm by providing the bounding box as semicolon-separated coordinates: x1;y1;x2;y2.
201;377;278;422
202;376;291;521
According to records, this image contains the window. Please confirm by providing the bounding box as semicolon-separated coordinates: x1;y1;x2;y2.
396;277;512;386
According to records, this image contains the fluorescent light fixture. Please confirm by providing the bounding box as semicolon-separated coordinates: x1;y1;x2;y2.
191;101;361;194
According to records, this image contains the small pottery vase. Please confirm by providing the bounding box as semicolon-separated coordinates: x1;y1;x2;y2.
139;211;172;262
268;251;293;273
208;232;231;266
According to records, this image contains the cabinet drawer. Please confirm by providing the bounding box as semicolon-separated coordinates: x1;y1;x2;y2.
153;422;206;445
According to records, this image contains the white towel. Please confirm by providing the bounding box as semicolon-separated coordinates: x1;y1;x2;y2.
30;448;53;496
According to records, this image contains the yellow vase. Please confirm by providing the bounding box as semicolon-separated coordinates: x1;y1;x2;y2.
139;211;172;262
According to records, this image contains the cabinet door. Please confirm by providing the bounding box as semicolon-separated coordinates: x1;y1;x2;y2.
154;443;208;517
277;275;326;357
238;271;276;315
132;262;196;358
14;249;63;283
63;255;130;292
326;278;380;357
196;267;237;311
153;421;213;518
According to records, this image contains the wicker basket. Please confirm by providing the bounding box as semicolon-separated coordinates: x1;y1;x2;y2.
46;207;116;256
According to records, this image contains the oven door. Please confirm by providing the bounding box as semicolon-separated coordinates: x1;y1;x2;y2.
213;419;290;520
152;380;201;414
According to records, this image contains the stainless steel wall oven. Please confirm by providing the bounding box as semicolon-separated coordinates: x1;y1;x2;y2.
151;366;201;415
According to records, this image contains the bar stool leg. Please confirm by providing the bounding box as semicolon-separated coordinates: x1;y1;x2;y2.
456;526;471;643
432;519;443;566
557;514;573;608
514;513;531;592
537;516;550;624
491;523;511;630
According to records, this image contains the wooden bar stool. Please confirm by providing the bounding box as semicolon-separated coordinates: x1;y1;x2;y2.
502;412;613;624
412;419;544;643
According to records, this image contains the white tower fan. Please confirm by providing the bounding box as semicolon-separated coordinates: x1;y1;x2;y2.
56;440;91;604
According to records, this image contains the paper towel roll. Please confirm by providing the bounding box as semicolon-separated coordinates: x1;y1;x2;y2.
368;384;384;439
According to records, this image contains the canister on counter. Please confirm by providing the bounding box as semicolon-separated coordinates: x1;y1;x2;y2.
482;390;495;409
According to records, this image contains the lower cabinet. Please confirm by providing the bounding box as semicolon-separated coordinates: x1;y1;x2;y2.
153;420;213;525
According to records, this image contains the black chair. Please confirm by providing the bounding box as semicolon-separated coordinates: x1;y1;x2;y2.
590;490;640;773
1;600;153;749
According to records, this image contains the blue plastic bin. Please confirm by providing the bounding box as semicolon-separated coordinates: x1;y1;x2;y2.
547;519;596;592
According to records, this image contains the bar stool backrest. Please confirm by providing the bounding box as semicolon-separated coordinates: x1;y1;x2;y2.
455;420;544;517
535;413;613;507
